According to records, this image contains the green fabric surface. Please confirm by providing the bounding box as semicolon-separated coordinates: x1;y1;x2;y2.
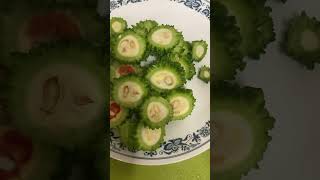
110;150;210;180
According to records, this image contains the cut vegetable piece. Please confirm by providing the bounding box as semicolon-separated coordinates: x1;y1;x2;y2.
110;100;128;128
217;0;275;59
110;17;127;34
141;96;172;129
132;19;159;37
282;11;320;69
198;65;210;83
135;123;165;151
169;54;196;80
192;40;208;62
212;82;274;179
8;43;107;149
118;120;139;151
136;20;158;32
167;89;195;120
213;1;245;80
146;61;185;92
148;25;180;53
0;126;63;180
113;31;147;63
112;75;148;108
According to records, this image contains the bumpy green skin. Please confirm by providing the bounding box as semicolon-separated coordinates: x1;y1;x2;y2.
217;0;275;59
169;54;196;80
192;40;208;62
147;25;181;54
110;17;127;34
167;88;195;120
112;75;148;109
132;20;158;37
118;120;140;151
171;39;192;57
146;60;186;92
110;100;129;128
282;11;320;69
140;96;173;129
8;42;107;149
113;31;147;63
0;2;106;57
213;1;245;81
135;123;165;151
198;65;210;83
212;81;275;180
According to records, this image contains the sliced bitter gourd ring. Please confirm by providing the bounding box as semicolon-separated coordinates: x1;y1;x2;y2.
192;40;208;62
213;1;245;81
141;96;172;129
8;43;107;149
110;100;128;128
113;31;147;63
132;20;158;37
212;82;274;180
110;17;127;35
169;55;196;80
135;123;165;151
167;89;195;120
0;126;63;180
217;0;275;59
146;61;186;92
148;25;181;53
112;75;148;109
118;120;139;151
282;11;320;69
198;65;210;83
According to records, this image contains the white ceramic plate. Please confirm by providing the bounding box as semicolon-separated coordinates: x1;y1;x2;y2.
108;0;210;166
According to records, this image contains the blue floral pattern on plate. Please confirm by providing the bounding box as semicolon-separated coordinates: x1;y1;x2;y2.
110;0;210;160
110;0;210;19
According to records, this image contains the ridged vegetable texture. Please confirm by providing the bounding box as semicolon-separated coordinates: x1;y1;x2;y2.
282;11;320;69
212;81;274;180
110;17;209;151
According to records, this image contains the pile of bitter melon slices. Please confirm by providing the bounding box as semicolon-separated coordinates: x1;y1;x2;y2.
110;17;209;151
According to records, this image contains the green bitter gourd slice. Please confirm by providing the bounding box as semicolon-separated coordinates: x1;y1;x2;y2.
167;88;195;120
282;11;320;69
112;75;148;109
140;96;172;129
212;81;274;180
8;42;107;149
118;120;139;151
216;0;275;59
213;1;245;80
110;100;128;128
110;17;127;35
147;25;181;53
192;40;208;62
198;65;210;83
146;60;186;92
135;123;165;151
113;31;147;63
